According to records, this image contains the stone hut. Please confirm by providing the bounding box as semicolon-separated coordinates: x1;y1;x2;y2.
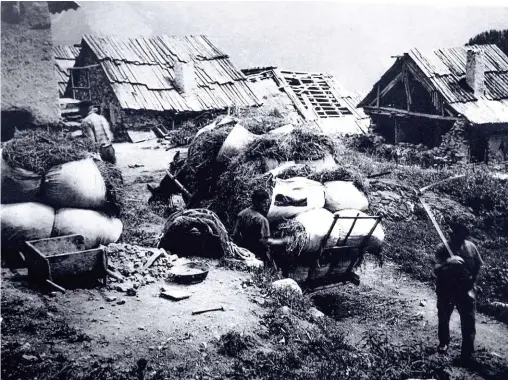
66;34;261;135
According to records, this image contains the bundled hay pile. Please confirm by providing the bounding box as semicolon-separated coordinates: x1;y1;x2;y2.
205;126;337;227
241;126;335;168
2;129;97;175
158;209;256;261
184;125;234;197
1;129;124;254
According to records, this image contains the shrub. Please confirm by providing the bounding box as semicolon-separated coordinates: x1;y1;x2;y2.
383;220;440;284
436;168;508;233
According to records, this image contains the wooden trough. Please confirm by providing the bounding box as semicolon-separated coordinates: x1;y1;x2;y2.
21;234;108;292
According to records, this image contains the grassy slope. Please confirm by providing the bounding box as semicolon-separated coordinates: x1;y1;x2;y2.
333;141;508;321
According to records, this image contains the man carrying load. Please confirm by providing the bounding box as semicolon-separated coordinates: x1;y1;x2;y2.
233;188;288;266
80;101;116;164
434;220;483;365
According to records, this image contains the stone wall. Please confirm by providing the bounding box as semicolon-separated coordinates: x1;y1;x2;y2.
121;110;174;131
1;1;61;136
488;131;508;165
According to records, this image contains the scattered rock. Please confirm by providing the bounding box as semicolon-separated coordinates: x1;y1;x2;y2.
419;300;427;307
105;296;117;302
308;307;325;319
49;292;58;298
22;354;38;362
271;279;302;295
127;288;137;296
280;306;291;315
245;258;264;269
20;342;31;352
107;243;178;292
115;282;134;293
117;299;126;305
199;342;207;351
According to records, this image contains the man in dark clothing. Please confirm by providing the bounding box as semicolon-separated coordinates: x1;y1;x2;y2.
434;221;483;363
80;102;116;164
233;189;287;265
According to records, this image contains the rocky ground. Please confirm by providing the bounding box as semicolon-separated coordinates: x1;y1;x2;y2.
2;139;508;380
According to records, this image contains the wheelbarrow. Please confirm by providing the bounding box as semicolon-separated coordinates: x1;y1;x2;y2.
21;234;112;293
302;213;383;293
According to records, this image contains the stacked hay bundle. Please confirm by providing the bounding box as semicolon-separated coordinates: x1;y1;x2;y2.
175;120;385;276
1;130;125;258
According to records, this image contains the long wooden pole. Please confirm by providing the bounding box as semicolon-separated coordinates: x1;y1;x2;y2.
165;170;192;199
419;198;454;258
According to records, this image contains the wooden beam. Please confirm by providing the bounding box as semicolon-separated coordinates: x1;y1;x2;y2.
376;83;380;107
368;73;403;106
402;62;412;111
363;106;462;121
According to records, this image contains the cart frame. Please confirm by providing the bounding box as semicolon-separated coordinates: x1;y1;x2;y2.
303;212;382;293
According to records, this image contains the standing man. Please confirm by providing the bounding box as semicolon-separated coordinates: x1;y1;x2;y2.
233;188;287;266
434;220;483;365
80;101;116;164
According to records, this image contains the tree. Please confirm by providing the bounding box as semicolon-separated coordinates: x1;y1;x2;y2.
467;29;508;56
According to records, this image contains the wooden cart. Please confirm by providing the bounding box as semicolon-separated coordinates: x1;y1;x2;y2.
21;234;108;292
301;213;382;293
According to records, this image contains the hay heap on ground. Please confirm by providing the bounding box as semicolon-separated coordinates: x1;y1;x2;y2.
1;129;125;254
158;209;259;264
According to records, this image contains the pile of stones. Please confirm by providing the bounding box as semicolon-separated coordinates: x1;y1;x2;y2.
106;243;179;292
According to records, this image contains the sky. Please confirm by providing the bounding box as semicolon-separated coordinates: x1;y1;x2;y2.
51;2;508;93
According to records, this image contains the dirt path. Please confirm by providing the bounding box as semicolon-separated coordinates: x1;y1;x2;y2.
356;262;508;360
58;263;263;359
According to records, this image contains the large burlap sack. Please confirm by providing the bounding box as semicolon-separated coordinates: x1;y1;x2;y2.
293;208;341;253
195;121;217;138
334;209;385;252
324;181;369;212
267;177;325;222
296;152;336;170
267;161;297;177
40;159;107;209
267;124;294;136
1;159;43;203
52;208;123;249
217;124;259;162
1;202;55;246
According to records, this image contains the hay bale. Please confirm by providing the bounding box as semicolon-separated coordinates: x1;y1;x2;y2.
324;181;369;212
2;129;97;175
217;124;260;162
277;165;370;194
273;208;340;254
242;127;335;164
185;125;233;195
186;125;338;229
210;158;272;229
267;177;326;222
1;202;55;247
52;208;123;249
1;158;43;204
40;158;107;209
95;160;126;217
